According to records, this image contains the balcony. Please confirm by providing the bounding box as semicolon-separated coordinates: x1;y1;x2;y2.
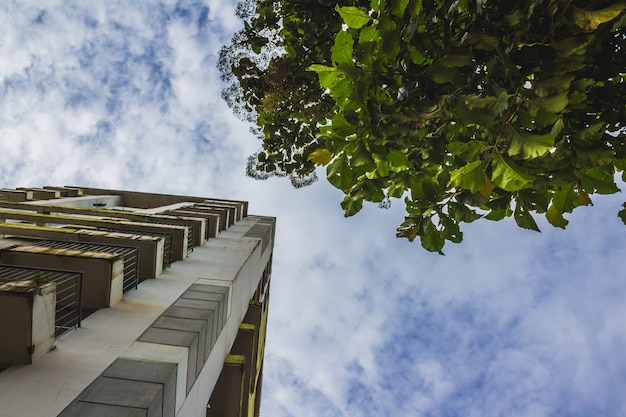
0;265;83;365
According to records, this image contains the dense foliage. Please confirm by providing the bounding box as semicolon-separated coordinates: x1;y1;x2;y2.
220;0;626;252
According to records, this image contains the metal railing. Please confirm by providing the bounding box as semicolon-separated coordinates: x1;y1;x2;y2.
0;265;84;338
30;240;139;293
152;223;193;255
186;224;194;253
96;227;173;270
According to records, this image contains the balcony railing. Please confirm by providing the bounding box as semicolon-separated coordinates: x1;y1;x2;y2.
97;227;172;270
0;265;84;338
30;240;139;293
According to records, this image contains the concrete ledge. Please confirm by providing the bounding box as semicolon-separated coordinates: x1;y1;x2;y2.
181;286;228;337
58;402;147;417
164;306;214;361
61;376;163;417
146;318;204;384
122;341;188;413
103;358;177;417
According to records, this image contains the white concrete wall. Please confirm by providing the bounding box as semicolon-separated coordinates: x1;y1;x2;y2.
31;283;57;361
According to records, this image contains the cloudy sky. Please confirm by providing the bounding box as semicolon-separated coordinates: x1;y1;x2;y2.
1;1;625;416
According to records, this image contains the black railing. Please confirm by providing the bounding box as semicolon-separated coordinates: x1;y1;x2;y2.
30;240;139;293
0;265;84;338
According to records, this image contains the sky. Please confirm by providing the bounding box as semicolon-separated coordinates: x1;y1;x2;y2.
1;1;625;416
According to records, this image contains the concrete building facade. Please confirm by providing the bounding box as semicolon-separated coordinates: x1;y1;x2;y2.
0;186;274;417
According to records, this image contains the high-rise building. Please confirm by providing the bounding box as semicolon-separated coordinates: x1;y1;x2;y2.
0;187;274;417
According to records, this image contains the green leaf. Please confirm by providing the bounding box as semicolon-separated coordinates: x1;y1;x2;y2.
341;194;364;216
429;60;458;84
447;140;489;162
362;180;385;202
387;181;407;198
577;166;620;194
370;0;387;13
449;160;486;193
331;113;356;137
408;0;422;16
574;122;606;141
551;118;565;138
506;125;555;159
337;6;372;29
572;3;626;31
308;64;336;73
453;101;496;128
532;75;575;97
464;95;498;111
328;78;353;103
491;154;534;191
407;45;426;64
504;10;523;26
352;142;376;168
554;36;597;57
619;206;626;225
539;91;569;113
359;26;379;43
332;31;354;66
577;188;593;206
546;204;569;228
514;203;541;231
391;0;410;17
485;209;508;221
420;218;445;253
397;215;418;241
388;149;410;170
466;29;500;49
441;215;463;243
440;53;472;67
575;149;614;168
448;201;482;223
376;159;390;177
552;183;578;213
307;148;333;165
309;65;349;94
327;154;354;190
493;87;509;117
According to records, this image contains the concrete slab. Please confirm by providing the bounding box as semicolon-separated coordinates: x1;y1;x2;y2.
164;306;215;359
77;376;162;417
182;290;223;302
195;278;232;319
189;284;228;294
138;327;199;391
185;285;228;341
151;316;206;379
122;341;188;412
103;358;177;417
181;290;227;334
172;298;222;351
58;401;148;417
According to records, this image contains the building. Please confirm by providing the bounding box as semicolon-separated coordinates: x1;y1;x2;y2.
0;186;274;417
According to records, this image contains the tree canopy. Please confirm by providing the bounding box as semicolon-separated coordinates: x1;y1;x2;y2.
220;0;626;252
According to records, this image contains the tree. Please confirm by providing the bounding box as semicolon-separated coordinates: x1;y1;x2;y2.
220;0;626;252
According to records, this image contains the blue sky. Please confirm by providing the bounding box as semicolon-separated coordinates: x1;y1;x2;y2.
1;1;626;416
